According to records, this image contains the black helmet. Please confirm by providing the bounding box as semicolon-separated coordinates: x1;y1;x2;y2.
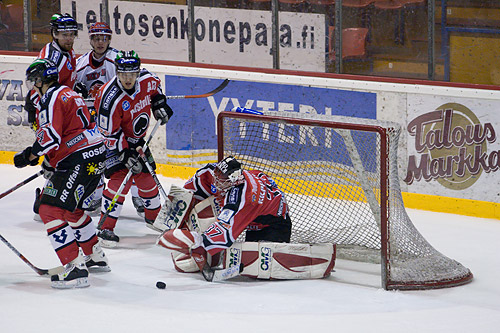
26;58;59;86
50;13;78;34
115;51;141;72
214;156;244;193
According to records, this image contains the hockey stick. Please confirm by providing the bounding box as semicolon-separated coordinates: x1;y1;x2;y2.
165;79;229;100
84;78;230;104
0;234;64;276
0;170;44;200
202;263;243;282
96;121;162;230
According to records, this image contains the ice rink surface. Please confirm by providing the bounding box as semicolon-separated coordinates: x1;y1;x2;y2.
0;164;499;333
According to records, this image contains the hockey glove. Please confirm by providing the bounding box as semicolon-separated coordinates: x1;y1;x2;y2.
119;148;143;174
14;146;39;168
152;94;173;125
41;159;55;179
73;81;89;98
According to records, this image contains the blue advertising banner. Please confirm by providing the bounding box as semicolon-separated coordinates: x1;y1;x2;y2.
164;76;376;152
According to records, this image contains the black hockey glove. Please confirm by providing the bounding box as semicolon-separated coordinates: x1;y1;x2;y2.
14;146;39;168
151;94;173;125
119;148;142;174
74;81;89;99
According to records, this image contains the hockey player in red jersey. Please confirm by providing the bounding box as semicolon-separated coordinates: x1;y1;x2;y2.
14;59;110;289
29;13;82;220
157;156;336;280
38;13;79;89
76;23;145;216
95;50;173;247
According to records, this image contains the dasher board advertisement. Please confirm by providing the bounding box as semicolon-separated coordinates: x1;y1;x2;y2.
406;94;500;203
62;0;326;72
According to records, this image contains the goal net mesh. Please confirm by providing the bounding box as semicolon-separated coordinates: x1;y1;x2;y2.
218;111;472;290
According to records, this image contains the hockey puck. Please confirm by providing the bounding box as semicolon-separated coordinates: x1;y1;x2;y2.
156;281;166;289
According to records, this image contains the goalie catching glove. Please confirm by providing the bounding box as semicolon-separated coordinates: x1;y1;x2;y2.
151;94;173;125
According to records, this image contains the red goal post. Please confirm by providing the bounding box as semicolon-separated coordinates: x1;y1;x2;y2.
217;110;473;290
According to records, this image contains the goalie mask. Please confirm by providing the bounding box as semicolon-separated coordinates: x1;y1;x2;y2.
213;156;244;193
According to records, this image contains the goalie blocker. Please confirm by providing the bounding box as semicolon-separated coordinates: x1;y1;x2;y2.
156;195;336;279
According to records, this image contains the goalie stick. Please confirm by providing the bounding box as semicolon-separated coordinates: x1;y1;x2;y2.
202;263;243;282
0;170;43;200
0;234;63;276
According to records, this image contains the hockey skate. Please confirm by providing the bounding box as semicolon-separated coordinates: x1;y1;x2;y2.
85;243;111;272
98;229;119;248
51;256;89;289
132;195;145;218
145;218;162;233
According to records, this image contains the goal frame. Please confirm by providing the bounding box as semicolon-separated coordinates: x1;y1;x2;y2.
217;110;473;290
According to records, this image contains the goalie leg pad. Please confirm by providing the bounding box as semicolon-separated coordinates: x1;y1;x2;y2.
153;185;194;232
224;242;336;280
186;196;218;233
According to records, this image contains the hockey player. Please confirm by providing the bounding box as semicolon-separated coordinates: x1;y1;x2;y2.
39;13;79;89
29;13;83;220
14;59;110;289
75;22;144;216
95;50;173;247
157;156;336;280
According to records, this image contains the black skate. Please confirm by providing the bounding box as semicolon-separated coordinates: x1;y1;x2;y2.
98;229;119;248
132;196;145;218
145;218;162;233
51;256;89;289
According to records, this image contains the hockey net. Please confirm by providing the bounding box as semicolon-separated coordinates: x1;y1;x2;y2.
217;110;473;290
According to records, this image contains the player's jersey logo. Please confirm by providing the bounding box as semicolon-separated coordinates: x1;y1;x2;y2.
67;62;73;70
122;100;131;111
133;114;149;136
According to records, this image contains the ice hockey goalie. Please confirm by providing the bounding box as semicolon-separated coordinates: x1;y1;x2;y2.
156;156;336;280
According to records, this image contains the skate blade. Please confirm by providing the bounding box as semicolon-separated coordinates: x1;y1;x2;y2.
87;265;111;273
51;277;89;289
98;239;118;248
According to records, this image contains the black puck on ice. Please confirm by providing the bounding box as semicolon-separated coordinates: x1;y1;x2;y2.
156;281;166;289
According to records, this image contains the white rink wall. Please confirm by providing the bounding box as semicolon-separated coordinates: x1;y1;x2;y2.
0;54;498;218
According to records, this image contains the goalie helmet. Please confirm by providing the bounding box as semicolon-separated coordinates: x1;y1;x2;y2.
214;156;244;193
115;50;141;72
50;13;78;34
25;58;59;88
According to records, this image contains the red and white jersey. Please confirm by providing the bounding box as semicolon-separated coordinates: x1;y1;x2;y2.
38;41;77;89
94;69;163;156
184;165;289;255
31;83;103;168
76;48;118;94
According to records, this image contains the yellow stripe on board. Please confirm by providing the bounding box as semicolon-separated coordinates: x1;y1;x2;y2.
402;192;499;220
0;151;497;220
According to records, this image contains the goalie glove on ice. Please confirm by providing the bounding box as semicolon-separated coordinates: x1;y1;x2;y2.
119;148;142;174
151;94;173;125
